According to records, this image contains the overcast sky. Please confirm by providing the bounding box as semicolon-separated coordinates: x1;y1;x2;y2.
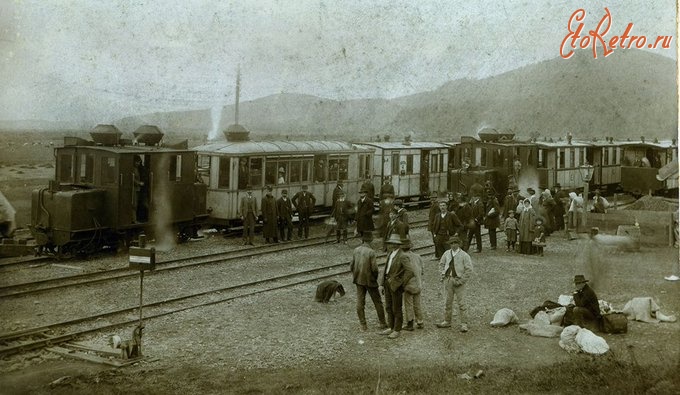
0;0;677;124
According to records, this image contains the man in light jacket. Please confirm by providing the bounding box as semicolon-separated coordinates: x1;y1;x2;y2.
436;236;474;333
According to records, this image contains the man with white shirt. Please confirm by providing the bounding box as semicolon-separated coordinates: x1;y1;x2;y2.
379;233;413;339
436;236;474;333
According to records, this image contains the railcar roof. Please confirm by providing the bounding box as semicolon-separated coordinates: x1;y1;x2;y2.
534;141;591;148
617;141;677;149
58;145;190;154
193;140;372;155
353;141;450;149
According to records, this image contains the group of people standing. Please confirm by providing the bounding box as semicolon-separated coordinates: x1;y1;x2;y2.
238;178;380;246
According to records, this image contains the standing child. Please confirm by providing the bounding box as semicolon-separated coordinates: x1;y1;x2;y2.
503;210;519;252
533;217;546;256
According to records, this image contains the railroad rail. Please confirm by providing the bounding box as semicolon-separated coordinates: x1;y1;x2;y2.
0;243;440;357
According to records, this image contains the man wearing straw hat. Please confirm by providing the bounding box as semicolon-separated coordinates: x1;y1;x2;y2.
379;233;413;339
436;236;473;333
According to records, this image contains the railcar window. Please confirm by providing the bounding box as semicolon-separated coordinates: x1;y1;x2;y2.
314;157;326;182
430;154;438;172
79;154;94;183
101;157;116;184
218;157;230;188
559;150;565;169
290;160;301;183
59;154;74;182
526;149;534;166
613;148;619;164
198;155;211;185
603;149;609;166
405;154;413;174
391;153;399;175
579;149;585;166
302;158;312;182
249;158;263;187
359;154;368;179
238;157;249;189
265;161;278;185
439;153;444;172
168;155;181;182
569;149;575;168
479;149;487;167
537;150;545;168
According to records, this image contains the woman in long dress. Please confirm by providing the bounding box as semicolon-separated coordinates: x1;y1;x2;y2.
518;199;536;254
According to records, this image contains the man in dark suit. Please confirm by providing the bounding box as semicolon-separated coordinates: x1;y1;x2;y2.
277;189;294;241
380;177;395;200
361;177;375;200
332;181;344;206
563;274;602;332
239;187;258;245
355;186;375;238
467;194;485;253
350;232;387;331
379;233;413;339
432;200;462;260
383;207;408;251
292;185;316;239
261;186;278;244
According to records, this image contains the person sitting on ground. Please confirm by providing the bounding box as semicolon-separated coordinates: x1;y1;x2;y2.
563;274;602;332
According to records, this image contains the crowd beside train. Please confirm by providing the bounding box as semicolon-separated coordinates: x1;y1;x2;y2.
239;176;607;338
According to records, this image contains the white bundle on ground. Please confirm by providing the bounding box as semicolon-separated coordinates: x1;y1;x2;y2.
519;312;563;338
622;297;677;323
545;307;566;325
558;294;574;306
575;328;609;355
559;325;581;353
559;325;609;355
490;308;519;327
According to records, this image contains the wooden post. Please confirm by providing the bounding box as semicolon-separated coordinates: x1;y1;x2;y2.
582;181;589;231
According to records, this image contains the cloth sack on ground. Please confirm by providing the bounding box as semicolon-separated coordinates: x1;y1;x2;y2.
545;307;566;325
622;297;677;323
559;325;581;353
575;328;609;355
519;312;563;338
560;325;610;355
490;308;519;327
558;294;574;306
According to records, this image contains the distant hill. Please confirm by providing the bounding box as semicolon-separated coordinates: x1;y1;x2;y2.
116;50;676;141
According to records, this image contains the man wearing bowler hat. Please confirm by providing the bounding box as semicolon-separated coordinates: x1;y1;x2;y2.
239;186;258;245
436;236;473;332
292;185;316;239
379;233;413;339
355;185;375;238
563;274;602;331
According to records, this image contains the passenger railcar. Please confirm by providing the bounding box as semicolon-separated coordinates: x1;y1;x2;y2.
353;137;450;202
588;138;623;190
30;125;207;256
535;136;591;190
619;138;678;195
194;129;374;228
447;131;537;197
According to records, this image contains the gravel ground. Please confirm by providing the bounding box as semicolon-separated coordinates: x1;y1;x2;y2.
1;209;679;394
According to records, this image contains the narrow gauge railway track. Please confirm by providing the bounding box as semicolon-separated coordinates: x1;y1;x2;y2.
0;220;430;299
0;255;51;270
0;244;437;357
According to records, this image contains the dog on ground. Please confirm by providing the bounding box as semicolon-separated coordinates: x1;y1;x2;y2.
315;280;345;303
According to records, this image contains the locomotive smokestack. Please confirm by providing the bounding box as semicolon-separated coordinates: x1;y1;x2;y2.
235;64;240;125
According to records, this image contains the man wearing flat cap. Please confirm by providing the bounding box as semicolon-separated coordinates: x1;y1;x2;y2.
563;274;602;331
277;189;294;241
379;233;413;339
436;236;473;332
